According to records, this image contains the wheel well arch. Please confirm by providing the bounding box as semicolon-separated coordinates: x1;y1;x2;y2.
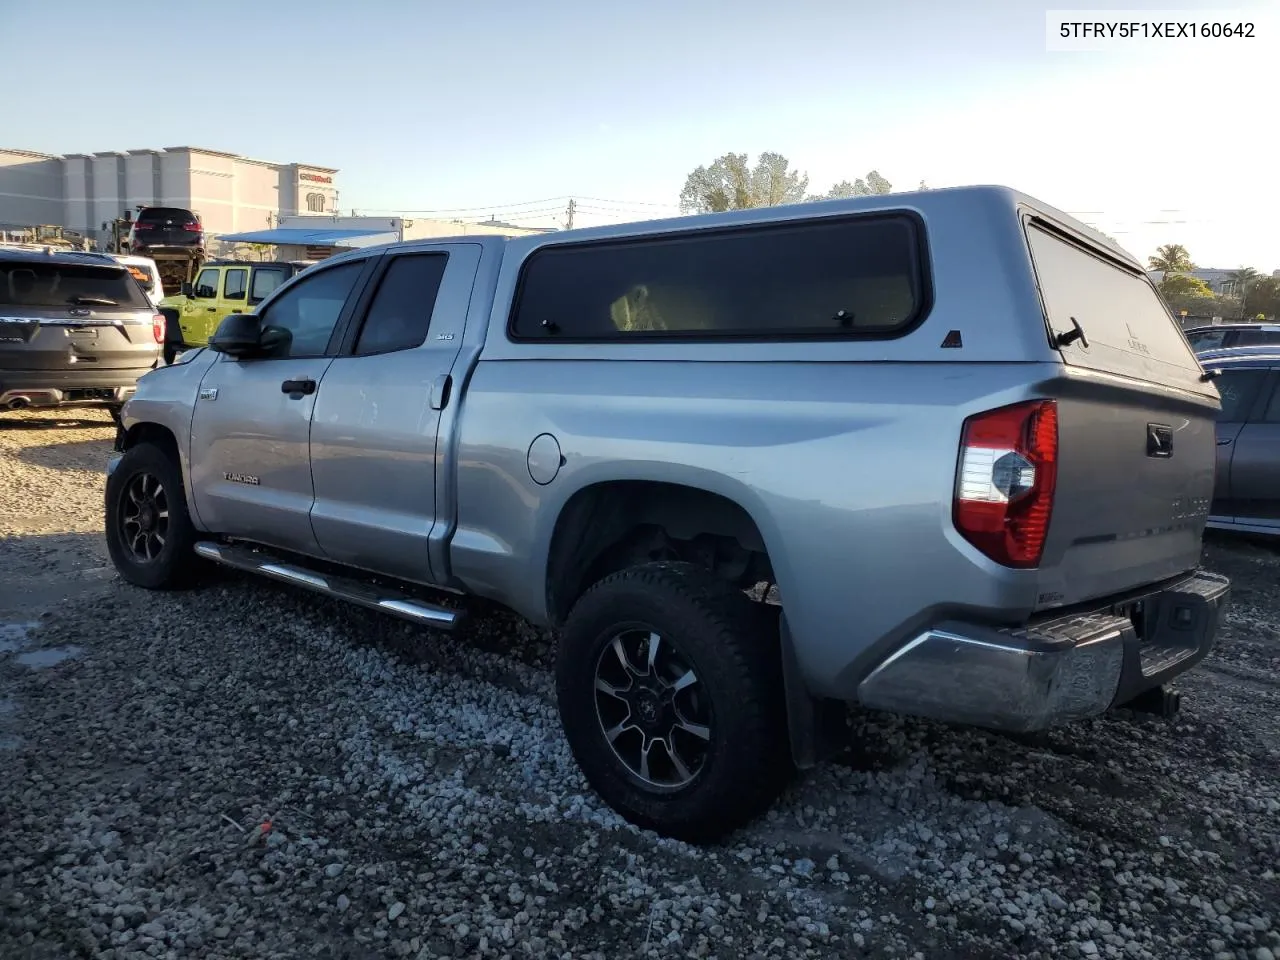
544;480;775;627
120;421;179;461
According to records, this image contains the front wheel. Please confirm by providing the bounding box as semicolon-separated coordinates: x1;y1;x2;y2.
105;442;201;589
555;561;790;843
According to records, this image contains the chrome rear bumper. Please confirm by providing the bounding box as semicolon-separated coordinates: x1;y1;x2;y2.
857;568;1230;732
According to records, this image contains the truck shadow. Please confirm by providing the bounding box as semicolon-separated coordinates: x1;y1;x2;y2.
0;413;114;432
10;438;114;475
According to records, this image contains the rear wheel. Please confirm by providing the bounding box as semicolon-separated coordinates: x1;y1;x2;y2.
555;561;790;842
105;442;201;589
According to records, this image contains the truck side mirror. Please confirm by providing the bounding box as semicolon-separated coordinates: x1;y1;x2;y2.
181;281;194;297
208;313;262;358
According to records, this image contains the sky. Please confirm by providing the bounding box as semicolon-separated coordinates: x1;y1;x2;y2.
3;0;1277;269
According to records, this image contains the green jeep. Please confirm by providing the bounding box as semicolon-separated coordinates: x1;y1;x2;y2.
159;260;310;363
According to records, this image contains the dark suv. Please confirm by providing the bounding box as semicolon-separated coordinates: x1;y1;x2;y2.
1;249;164;421
126;207;204;255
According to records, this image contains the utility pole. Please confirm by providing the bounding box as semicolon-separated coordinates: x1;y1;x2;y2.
564;198;576;230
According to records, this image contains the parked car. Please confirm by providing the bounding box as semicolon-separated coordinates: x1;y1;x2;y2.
1185;322;1280;353
1195;347;1280;535
1;248;164;421
158;260;309;363
105;186;1230;841
126;207;204;256
77;251;165;306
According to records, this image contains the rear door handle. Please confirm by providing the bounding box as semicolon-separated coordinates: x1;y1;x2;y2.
281;378;316;397
429;373;453;411
1217;438;1233;446
206;307;217;312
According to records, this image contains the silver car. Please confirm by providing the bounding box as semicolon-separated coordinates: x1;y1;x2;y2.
1;249;163;421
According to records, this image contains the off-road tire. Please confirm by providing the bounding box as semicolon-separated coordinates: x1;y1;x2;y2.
105;442;202;590
555;561;790;842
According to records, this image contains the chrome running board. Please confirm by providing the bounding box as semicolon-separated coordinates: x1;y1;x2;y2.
193;541;464;631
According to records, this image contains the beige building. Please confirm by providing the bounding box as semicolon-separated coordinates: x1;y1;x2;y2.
0;146;338;247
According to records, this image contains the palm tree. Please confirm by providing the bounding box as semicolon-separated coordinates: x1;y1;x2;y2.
1227;267;1261;318
1148;244;1195;273
1226;267;1260;295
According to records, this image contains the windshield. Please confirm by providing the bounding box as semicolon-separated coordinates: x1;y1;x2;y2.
0;261;151;308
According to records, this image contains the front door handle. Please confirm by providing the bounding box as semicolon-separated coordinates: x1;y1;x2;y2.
207;307;217;312
1217;437;1233;446
282;378;317;397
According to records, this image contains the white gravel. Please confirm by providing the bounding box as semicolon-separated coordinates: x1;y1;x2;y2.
1;407;1277;959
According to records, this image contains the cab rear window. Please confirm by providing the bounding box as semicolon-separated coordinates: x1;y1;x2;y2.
0;261;151;308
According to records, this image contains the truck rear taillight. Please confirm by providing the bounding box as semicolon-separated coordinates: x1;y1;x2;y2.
953;399;1058;569
152;313;165;344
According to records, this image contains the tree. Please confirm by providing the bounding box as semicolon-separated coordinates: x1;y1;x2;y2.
1157;273;1224;319
1148;244;1195;272
1226;266;1260;296
1159;273;1214;299
1244;275;1280;319
678;152;810;214
820;171;893;200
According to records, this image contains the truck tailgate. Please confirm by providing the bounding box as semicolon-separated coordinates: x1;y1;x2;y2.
1024;217;1220;609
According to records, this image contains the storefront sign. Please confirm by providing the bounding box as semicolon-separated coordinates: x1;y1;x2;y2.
299;172;332;184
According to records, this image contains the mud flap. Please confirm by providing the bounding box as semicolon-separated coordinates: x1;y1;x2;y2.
779;613;846;769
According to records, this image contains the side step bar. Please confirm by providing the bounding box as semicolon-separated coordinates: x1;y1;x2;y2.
193;541;465;631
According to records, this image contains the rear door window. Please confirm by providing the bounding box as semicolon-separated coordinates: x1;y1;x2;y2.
1026;221;1209;393
1214;369;1268;422
1;261;150;308
223;268;248;301
352;253;448;355
249;267;287;305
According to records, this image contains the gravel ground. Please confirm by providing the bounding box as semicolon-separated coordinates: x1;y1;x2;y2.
0;407;1277;960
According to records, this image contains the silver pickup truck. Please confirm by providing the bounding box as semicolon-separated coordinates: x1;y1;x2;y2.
105;186;1230;842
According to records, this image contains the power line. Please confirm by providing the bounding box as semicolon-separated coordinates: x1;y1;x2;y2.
349;194;681;218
